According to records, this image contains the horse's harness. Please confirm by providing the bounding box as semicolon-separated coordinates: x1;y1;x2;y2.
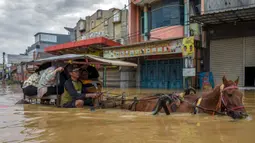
128;93;182;114
99;85;245;116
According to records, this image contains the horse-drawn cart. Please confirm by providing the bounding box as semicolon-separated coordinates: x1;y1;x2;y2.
17;54;248;120
19;54;137;106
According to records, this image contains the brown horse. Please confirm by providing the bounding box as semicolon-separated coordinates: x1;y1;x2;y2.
102;76;248;119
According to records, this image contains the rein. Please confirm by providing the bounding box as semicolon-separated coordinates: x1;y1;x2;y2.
99;93;161;110
99;85;244;116
181;97;227;115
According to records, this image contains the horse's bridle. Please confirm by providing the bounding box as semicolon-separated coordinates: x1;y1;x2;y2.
192;84;245;115
220;85;245;113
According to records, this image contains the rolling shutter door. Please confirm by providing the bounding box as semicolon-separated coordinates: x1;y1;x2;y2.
245;36;255;67
210;38;244;86
99;68;121;87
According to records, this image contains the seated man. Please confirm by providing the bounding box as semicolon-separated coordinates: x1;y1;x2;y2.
61;64;101;108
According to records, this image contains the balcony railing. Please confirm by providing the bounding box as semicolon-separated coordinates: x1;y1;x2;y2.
191;0;255;25
204;0;255;14
132;0;160;6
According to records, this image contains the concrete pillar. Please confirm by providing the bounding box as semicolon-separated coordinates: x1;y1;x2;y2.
136;58;141;88
120;67;128;88
128;1;140;43
184;0;190;37
103;66;107;87
120;66;136;88
144;4;149;41
183;0;191;89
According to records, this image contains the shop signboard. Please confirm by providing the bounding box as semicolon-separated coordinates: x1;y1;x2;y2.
182;36;195;77
183;68;196;77
82;31;107;40
182;36;195;58
103;39;183;59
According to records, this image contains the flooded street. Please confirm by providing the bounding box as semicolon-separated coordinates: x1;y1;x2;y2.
1;85;255;143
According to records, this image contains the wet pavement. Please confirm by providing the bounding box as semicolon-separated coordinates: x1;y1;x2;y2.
0;84;255;143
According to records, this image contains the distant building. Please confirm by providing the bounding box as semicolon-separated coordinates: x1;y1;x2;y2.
75;8;128;45
7;54;32;64
64;27;76;42
44;7;127;55
26;32;71;59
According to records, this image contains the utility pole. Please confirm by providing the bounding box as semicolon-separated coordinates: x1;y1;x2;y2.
2;52;5;82
183;0;193;89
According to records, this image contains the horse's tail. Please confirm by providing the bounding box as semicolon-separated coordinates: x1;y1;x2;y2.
184;86;196;95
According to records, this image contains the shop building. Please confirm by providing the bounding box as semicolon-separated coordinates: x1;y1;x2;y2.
191;0;255;87
102;0;201;89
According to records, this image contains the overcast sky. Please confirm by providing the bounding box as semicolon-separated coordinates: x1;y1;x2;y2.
0;0;128;58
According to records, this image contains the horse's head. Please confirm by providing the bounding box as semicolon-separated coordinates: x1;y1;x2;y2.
221;76;248;119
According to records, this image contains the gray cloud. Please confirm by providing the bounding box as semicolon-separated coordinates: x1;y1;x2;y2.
0;0;127;59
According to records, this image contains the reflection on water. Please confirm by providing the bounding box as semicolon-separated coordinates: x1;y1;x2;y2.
1;85;255;143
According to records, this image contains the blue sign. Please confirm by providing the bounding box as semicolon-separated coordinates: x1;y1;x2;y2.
198;72;215;90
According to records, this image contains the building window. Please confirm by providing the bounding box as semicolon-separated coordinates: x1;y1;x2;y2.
91;20;95;29
35;35;40;43
40;34;57;43
140;10;144;34
97;10;102;19
79;21;85;31
190;0;201;16
113;10;121;22
151;0;184;29
104;18;108;26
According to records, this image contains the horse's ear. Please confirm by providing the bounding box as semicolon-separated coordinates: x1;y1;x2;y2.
222;75;228;85
235;76;239;85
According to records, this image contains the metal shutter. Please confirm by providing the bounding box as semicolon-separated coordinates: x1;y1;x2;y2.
99;68;121;87
210;38;244;86
245;36;255;67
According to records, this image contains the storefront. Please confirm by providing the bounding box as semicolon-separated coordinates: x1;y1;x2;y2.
103;37;197;89
140;55;183;89
191;7;255;87
210;36;255;87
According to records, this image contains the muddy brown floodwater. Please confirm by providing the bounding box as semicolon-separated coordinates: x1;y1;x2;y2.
0;85;255;143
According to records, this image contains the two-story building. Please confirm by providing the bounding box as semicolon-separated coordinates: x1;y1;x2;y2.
191;0;255;87
103;0;201;89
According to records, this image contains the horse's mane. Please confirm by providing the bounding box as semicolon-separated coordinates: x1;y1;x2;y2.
201;84;221;99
